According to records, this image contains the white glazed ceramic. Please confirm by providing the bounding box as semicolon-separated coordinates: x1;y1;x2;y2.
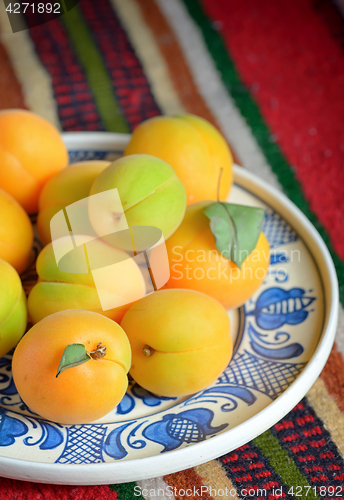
0;133;338;485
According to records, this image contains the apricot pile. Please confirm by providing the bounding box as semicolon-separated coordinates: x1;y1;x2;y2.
0;109;270;425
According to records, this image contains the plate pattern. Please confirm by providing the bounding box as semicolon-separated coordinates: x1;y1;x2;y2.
0;150;323;465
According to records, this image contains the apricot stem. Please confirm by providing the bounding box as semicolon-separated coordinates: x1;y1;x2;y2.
87;342;107;360
217;167;223;202
143;250;158;291
142;345;154;357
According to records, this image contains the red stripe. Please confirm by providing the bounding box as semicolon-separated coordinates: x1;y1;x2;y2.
0;478;118;500
201;0;344;260
272;400;344;490
220;443;289;498
24;16;104;131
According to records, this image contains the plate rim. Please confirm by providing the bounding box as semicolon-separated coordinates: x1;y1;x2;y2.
0;132;338;485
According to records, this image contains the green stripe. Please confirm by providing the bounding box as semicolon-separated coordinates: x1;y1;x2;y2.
109;481;144;500
182;0;344;305
61;5;129;133
254;430;319;499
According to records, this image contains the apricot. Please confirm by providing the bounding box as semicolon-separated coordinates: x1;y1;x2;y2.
0;109;68;214
90;154;187;241
12;310;131;424
124;114;233;205
28;236;146;324
38;160;111;245
0;259;27;359
121;289;232;397
163;201;270;309
0;188;33;274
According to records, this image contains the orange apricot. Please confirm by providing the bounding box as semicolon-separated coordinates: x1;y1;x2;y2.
12;310;131;424
121;289;232;397
0;109;68;213
163;201;270;309
124;114;233;205
0;188;33;274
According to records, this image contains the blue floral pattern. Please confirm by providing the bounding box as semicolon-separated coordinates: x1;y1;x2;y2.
0;408;28;446
248;287;316;330
116;382;177;415
142;409;227;452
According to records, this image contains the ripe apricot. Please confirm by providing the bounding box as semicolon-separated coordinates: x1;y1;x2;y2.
0;188;33;274
0;259;27;358
90;154;187;241
124;114;233;205
121;289;232;397
12;310;131;424
163;201;270;309
28;236;146;324
0;109;68;213
38;160;111;245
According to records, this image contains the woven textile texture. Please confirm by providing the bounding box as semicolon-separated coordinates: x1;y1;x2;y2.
0;0;344;498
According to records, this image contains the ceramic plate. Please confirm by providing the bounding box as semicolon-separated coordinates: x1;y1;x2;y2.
0;133;338;485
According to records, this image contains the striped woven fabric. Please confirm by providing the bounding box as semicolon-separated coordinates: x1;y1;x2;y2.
0;0;344;498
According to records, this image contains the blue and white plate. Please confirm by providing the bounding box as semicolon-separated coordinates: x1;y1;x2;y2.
0;133;338;485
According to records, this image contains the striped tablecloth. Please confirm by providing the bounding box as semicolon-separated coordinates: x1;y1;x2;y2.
0;0;344;498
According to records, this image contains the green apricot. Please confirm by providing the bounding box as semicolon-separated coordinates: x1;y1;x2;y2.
0;259;27;358
89;154;187;241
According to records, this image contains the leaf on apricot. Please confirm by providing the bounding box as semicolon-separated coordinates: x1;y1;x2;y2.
203;202;265;268
56;343;91;378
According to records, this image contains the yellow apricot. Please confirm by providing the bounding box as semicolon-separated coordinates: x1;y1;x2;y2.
28;236;146;324
121;289;232;397
38;160;111;245
0;259;27;358
124;114;233;205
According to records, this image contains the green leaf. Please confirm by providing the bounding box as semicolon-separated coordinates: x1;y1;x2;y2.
203;203;234;256
204;202;265;268
56;343;91;378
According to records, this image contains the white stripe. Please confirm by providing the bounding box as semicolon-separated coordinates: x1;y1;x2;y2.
156;0;281;190
335;305;344;358
137;477;176;499
110;0;185;115
0;7;61;129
